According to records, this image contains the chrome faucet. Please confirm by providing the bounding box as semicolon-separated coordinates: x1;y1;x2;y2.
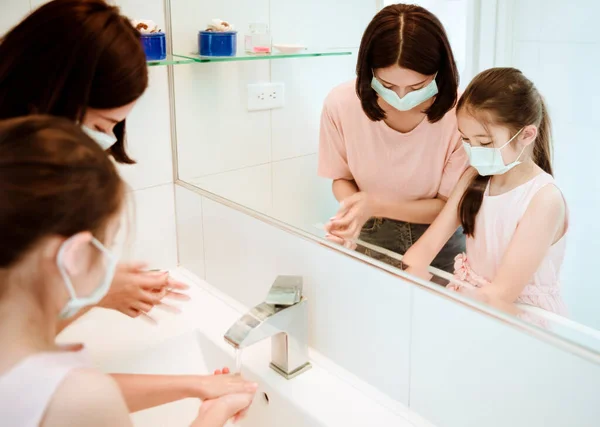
224;276;312;380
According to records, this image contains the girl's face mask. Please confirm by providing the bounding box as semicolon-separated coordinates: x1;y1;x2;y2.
462;128;526;176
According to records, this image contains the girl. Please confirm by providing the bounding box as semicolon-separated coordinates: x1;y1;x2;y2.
320;4;468;272
402;68;568;315
0;0;182;321
0;116;257;426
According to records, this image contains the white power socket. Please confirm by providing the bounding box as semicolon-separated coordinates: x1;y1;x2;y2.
247;83;285;111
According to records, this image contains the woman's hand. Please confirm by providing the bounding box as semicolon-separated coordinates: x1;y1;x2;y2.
99;262;190;318
325;192;377;242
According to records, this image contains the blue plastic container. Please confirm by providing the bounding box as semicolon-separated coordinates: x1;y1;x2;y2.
141;32;166;61
198;31;237;57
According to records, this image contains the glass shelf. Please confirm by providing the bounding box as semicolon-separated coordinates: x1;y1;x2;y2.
181;49;353;63
147;54;196;67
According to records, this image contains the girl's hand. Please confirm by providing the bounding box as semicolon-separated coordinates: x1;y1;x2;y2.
193;372;258;401
325;192;376;241
99;262;190;318
193;392;256;426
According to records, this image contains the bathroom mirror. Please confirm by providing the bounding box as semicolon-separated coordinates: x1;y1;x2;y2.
173;0;600;352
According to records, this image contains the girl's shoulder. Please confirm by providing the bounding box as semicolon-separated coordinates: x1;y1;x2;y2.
42;369;131;427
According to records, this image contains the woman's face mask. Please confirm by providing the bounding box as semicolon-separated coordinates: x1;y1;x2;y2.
81;125;117;150
57;235;119;319
371;73;438;111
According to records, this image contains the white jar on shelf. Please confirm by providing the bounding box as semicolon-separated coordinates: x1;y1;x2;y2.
244;23;271;54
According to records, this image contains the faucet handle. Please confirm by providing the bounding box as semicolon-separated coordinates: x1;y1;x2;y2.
265;276;303;306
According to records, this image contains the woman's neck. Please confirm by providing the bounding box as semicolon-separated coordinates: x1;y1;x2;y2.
379;98;433;134
0;279;58;373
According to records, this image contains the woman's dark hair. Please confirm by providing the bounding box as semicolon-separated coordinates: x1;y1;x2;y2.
457;67;553;236
0;115;125;268
356;3;459;123
0;0;148;164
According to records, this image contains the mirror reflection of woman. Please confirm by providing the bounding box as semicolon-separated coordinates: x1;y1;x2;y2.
403;68;568;316
320;4;468;272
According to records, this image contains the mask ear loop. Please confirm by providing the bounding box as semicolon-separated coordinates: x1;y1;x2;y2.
498;127;526;164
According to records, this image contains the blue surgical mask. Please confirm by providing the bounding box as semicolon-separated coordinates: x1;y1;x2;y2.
81;125;117;150
57;236;118;319
462;128;525;176
371;74;438;111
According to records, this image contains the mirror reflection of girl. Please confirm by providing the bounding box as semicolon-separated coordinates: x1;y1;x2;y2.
0;117;257;427
0;0;186;323
403;68;568;315
319;4;468;272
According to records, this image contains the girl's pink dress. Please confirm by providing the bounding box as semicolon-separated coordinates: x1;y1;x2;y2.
453;172;568;316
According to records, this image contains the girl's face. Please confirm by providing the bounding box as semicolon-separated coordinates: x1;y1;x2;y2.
374;65;436;104
82;100;137;138
457;109;537;166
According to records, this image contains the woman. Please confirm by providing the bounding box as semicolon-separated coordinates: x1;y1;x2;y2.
0;0;250;416
320;4;468;272
0;116;256;426
0;0;181;321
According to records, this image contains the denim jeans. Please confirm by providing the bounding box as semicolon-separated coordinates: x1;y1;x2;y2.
356;217;465;273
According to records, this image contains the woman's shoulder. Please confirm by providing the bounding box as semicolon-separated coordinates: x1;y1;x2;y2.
42;369;131;427
324;79;361;112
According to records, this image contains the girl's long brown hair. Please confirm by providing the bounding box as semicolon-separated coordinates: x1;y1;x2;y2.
458;68;553;236
0;116;124;268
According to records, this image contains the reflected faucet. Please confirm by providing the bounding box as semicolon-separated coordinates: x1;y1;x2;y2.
224;276;312;380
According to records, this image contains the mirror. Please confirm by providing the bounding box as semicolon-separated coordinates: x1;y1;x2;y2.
174;0;600;351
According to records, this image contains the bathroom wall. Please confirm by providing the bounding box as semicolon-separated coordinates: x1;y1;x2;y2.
171;0;376;230
499;0;600;329
2;0;179;269
175;185;600;426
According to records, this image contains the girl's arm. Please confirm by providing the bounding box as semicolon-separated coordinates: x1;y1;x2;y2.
477;184;566;304
402;168;477;269
111;373;257;413
42;370;132;427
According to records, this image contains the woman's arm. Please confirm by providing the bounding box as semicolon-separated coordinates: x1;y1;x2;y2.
111;373;257;413
402;169;476;269
475;184;566;304
332;179;358;202
370;197;447;225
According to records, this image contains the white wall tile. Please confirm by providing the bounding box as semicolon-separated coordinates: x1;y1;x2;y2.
192;163;272;215
512;0;542;41
118;67;174;190
269;0;374;49
0;1;29;36
115;0;165;26
173;62;271;180
271;154;338;232
536;43;600;125
270;54;357;161
511;42;540;82
122;184;178;268
174;185;205;280
538;0;600;43
410;287;600;427
199;195;411;404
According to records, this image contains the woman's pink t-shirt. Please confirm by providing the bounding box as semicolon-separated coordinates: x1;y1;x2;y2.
318;80;468;202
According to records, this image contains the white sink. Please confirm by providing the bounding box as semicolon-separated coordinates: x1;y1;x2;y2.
58;268;431;427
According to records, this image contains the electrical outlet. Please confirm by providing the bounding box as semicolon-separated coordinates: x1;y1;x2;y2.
247;83;285;111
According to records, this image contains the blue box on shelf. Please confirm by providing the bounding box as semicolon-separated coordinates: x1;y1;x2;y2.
198;31;237;57
141;32;166;61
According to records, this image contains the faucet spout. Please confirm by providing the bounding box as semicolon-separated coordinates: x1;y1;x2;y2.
224;276;311;379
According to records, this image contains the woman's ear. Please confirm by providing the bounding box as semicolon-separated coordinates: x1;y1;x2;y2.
520;124;538;147
60;232;94;276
